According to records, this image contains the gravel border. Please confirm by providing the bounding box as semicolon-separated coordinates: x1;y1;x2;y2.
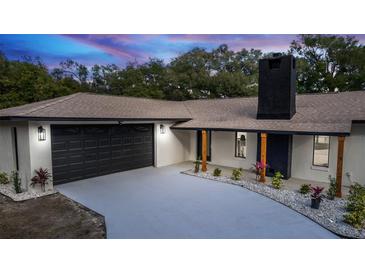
0;184;57;201
182;169;365;239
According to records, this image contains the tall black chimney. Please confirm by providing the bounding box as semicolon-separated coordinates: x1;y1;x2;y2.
257;54;296;120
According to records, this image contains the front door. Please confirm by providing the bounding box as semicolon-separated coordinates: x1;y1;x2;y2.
197;130;211;161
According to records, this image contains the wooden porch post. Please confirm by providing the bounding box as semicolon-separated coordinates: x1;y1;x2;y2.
336;136;345;198
259;133;267;183
201;129;207;172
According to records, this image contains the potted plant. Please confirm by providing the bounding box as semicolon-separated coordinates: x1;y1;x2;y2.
193;157;201;173
311;186;324;209
30;168;52;192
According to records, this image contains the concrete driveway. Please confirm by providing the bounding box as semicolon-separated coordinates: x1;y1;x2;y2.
57;163;338;239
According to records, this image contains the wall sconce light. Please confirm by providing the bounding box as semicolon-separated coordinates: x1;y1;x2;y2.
160;124;166;134
38;126;46;141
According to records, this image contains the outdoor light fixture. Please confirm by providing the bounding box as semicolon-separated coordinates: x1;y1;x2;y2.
160;124;166;134
38;126;46;141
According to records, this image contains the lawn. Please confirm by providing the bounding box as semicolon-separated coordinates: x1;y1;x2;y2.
0;193;106;239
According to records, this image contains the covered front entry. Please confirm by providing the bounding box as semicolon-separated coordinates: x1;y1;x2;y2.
257;133;293;179
51;124;154;184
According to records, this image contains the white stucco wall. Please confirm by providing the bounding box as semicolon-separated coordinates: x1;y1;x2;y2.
0;123;17;173
343;124;365;185
155;124;193;167
291;135;337;183
209;131;257;169
292;124;365;185
28;122;53;190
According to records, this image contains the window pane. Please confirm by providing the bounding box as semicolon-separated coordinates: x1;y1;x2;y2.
236;132;247;158
313;135;330;167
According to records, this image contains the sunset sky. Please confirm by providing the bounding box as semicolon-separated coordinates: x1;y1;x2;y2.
1;34;364;68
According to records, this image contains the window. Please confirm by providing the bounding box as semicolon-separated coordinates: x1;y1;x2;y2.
235;132;247;158
313;135;330;168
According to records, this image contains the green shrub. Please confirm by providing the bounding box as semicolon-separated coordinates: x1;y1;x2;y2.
299;184;311;194
343;183;365;229
11;171;22;194
213;168;222;177
231;168;243;181
344;211;365;229
271;171;284;189
326;175;337;200
0;172;10;185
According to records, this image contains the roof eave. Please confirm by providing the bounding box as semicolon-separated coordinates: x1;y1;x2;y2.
170;125;350;136
0;116;192;122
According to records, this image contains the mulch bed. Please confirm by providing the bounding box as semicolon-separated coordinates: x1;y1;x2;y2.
0;193;106;239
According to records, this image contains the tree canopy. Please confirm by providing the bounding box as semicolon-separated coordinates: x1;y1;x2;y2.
0;34;364;109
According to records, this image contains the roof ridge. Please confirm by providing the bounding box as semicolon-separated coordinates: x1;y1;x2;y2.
82;92;181;103
17;93;82;116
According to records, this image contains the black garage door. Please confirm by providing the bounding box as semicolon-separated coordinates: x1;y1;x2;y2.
51;124;154;185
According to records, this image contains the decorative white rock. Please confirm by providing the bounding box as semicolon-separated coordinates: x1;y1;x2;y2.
0;184;57;201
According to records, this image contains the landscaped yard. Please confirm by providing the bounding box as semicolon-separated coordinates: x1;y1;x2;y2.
0;193;106;239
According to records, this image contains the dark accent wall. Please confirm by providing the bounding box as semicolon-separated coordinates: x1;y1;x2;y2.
257;133;293;179
257;55;296;120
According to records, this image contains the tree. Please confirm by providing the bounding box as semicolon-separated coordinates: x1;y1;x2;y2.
1;36;364;110
51;59;90;93
0;53;72;109
290;34;365;93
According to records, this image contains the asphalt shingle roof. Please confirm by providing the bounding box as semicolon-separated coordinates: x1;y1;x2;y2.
0;92;191;121
174;91;365;135
1;91;365;134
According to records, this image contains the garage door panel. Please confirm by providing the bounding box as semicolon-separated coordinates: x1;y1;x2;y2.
99;138;110;147
68;140;83;150
51;124;154;184
84;139;98;149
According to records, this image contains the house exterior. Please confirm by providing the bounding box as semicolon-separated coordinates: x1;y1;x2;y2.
0;55;364;195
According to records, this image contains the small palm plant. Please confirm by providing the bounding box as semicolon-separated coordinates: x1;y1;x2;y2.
11;171;22;194
327;175;337;200
31;168;52;192
193;157;201;173
213;168;222;177
0;172;10;185
231;168;243;181
299;184;311;194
